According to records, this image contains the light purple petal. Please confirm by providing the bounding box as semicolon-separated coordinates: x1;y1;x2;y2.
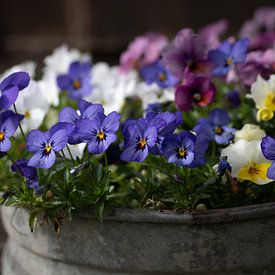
0;137;11;152
59;107;79;123
102;112;121;132
50;129;68;152
0;85;19;109
26;130;49;152
28;150;56;169
0;72;30;91
120;145;148;162
81;104;104;120
144;127;157;147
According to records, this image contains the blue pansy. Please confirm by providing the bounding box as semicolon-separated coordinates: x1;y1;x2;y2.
140;60;178;88
218;157;232;176
194;109;235;145
261;136;275;179
208;38;249;76
57;61;92;101
0;72;30;109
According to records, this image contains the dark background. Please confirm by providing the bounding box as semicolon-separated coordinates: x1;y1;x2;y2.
0;0;274;71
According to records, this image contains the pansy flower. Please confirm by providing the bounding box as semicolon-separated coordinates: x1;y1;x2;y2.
261;136;275;180
194;109;235;145
175;77;216;112
57;61;92;101
26;126;68;169
221;140;272;185
145;111;183;154
248;75;275;121
11;159;39;191
76;111;120;154
162;28;210;79
162;130;208;167
119;33;168;73
140;60;178;88
0;72;30;109
121;122;157;162
0;111;24;152
58;100;104;144
217;157;232;176
208;38;249;76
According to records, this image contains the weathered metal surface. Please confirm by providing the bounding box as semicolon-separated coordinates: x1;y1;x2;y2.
1;203;275;274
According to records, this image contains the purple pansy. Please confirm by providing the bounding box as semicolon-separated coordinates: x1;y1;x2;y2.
121;121;157;162
225;90;241;108
58;100;104;144
162;130;208;167
0;72;30;109
11;159;39;190
175;77;216;112
57;61;92;101
208;38;249;76
26;126;68;169
194;109;235;145
76;111;120;154
261;136;275;179
140;60;178;88
0;111;24;152
162;28;210;79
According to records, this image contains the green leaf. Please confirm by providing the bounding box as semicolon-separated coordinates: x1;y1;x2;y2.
29;210;38;232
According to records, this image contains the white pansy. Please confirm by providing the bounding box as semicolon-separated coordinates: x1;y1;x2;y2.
63;143;86;160
221;140;272;185
42;44;91;106
234;124;266;142
14;80;50;134
86;62;138;114
248;75;275;121
0;61;36;80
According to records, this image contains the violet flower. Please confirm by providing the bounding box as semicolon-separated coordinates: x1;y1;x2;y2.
121;122;157;162
0;111;24;152
0;72;30;109
208;38;249;76
26;126;68;169
194;109;235;145
58;100;104;144
162;130;208;167
11;159;39;190
119;33;168;73
175;77;216;112
261;136;275;179
217;157;232;176
57;61;92;101
76;111;120;154
162;28;210;79
140;60;178;88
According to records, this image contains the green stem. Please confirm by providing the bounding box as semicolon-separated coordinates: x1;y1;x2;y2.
13;104;26;141
66;145;75;164
61;150;74;183
104;152;108;172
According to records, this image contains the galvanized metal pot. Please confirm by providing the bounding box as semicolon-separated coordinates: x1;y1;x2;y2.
1;203;275;275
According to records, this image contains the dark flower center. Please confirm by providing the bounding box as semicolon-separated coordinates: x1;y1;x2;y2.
137;137;147;150
177;147;187;159
214;127;223;135
72;80;81;90
44;144;52;155
193;93;202;102
96;130;106;142
0;131;5;142
158;72;167;82
248;166;260;176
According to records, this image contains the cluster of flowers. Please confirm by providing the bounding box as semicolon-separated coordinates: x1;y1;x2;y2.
1;6;275;212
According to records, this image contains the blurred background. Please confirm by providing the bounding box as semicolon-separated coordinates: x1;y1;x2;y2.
0;0;274;71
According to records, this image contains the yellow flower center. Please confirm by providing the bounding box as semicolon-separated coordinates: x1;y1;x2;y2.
256;108;274;121
0;131;5;141
44;144;52;155
137;138;147;150
24;111;31;119
97;130;105;141
226;57;233;66
177;148;187;159
264;92;275;111
237;162;271;184
158;73;167;82
215;127;223;135
72;80;81;90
